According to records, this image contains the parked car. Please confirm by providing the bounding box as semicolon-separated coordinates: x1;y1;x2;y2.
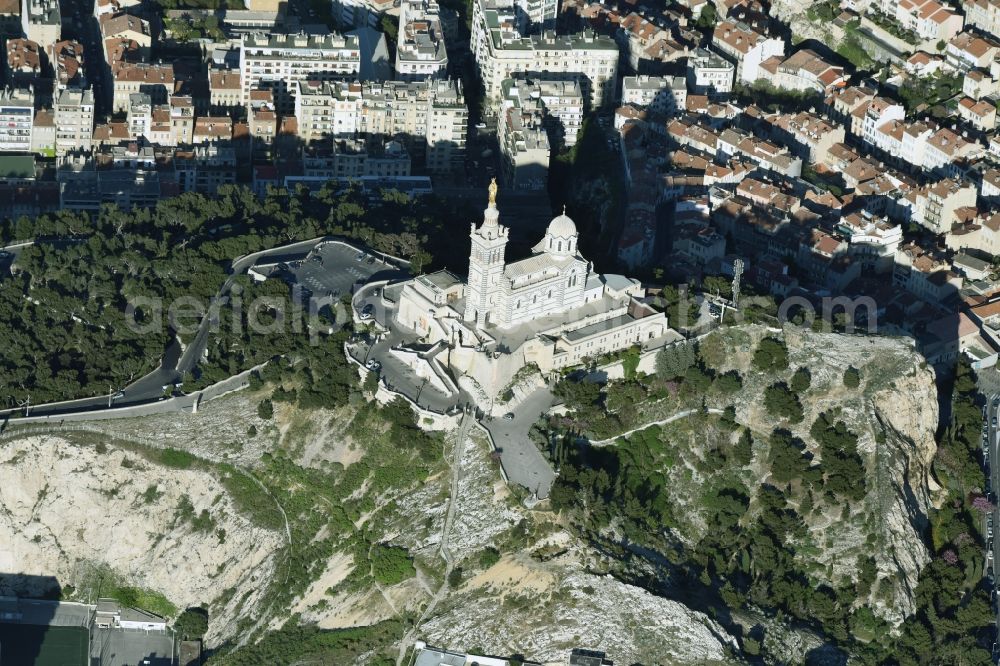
503;412;515;421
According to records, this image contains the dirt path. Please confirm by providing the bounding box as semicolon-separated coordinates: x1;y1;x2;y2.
589;407;725;446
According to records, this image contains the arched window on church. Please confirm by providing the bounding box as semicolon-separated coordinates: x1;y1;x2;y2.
533;294;537;304
516;299;520;309
548;290;552;299
558;240;562;252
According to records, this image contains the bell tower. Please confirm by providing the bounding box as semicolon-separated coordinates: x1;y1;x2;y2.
464;178;509;328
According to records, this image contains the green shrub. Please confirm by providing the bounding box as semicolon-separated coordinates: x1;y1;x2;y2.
790;367;812;393
753;337;788;372
478;546;501;569
157;448;196;469
843;366;861;388
370;544;415;586
764;383;804;423
258;398;274;420
173;607;209;640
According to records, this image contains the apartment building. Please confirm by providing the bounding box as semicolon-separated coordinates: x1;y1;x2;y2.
958;96;998;130
0;87;33;152
296;79;467;172
53;87;94;156
209;68;242;113
396;0;448;82
50;40;85;90
895;178;977;232
498;91;549;190
100;12;151;59
193;116;233;144
6;38;42;89
21;0;59;50
31;110;53;155
248;89;277;145
892;0;963;42
946;31;1000;70
112;63;174;112
757;49;846;94
621;75;687;115
617;12;682;71
239;32;361;114
294;80;363;143
175;144;238;194
965;0;1000;40
765;110;846;163
501;77;583;147
169;95;194;145
472;0;618;108
686;48;734;97
127;92;152;139
711;20;784;83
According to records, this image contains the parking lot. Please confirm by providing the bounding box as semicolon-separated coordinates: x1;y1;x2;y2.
90;626;173;666
285;242;386;298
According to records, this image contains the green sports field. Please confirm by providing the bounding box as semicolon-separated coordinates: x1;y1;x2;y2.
0;623;88;665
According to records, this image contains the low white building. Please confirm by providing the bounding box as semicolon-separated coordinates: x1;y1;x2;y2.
621;75;686;115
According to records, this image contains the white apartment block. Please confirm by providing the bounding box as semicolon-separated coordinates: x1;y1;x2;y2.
54;87;94;156
498;95;549;190
127;92;151;140
170;95;194;145
21;0;60;51
295;80;363;143
239;32;361;114
472;0;618;108
965;0;1000;40
501;77;584;147
895;178;977;233
474;0;557;34
295;79;468;172
621;75;687;116
712;20;784;84
888;0;963;42
686;48;734;97
396;0;448;82
0;88;34;152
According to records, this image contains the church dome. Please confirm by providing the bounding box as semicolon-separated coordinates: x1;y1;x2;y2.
547;210;577;238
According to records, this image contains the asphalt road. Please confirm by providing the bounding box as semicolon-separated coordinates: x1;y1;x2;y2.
0;238;392;420
986;392;1000;654
481;387;557;499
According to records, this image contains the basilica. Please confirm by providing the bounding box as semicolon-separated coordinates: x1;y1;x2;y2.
393;180;671;402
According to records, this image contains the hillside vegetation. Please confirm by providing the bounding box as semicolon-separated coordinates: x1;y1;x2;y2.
546;325;991;663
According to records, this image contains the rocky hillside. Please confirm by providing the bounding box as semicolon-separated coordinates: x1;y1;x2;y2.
707;326;940;625
0;435;283;644
0;324;957;663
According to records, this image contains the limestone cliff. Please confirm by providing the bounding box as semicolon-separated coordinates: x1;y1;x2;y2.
0;436;283;644
711;325;940;625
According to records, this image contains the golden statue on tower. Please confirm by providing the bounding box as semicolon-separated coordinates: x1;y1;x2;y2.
488;177;497;205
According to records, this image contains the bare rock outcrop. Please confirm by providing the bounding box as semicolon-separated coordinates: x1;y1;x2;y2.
0;436;283;645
